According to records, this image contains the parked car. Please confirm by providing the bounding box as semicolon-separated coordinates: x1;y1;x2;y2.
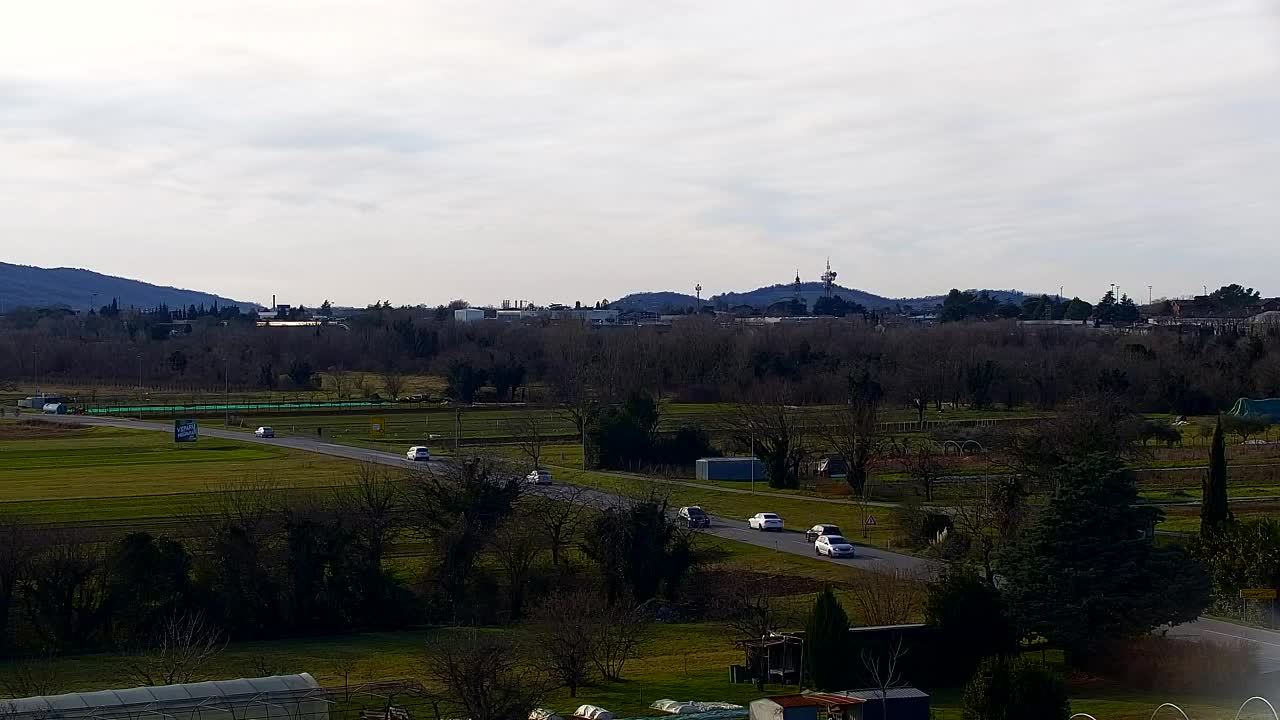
406;446;431;462
805;524;843;542
254;426;275;438
748;512;784;531
526;469;553;485
679;506;711;528
815;534;856;558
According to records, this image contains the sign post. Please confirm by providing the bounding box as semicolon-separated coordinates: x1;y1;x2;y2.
174;419;199;444
370;416;387;439
1240;589;1277;600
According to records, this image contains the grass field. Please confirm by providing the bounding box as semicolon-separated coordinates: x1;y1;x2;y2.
0;421;358;523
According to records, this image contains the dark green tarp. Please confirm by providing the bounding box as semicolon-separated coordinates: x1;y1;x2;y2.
1229;398;1280;421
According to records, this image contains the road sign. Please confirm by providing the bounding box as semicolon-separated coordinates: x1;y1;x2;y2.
865;515;877;526
1240;589;1277;600
174;419;198;443
370;416;387;438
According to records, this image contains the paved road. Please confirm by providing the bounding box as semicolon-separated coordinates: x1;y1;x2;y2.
43;415;1280;667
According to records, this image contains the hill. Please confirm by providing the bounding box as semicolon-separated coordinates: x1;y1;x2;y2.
613;283;1027;313
0;262;252;312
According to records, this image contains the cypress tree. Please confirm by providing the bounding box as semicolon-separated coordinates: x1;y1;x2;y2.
1201;417;1232;535
804;587;851;691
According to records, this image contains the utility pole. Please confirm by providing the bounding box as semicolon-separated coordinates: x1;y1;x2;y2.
454;407;461;454
750;430;755;495
33;350;39;395
224;356;230;427
137;353;143;420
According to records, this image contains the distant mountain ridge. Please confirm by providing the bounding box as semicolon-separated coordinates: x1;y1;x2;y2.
613;282;1028;313
0;262;252;312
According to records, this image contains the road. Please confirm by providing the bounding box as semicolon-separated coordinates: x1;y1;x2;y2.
41;415;1280;668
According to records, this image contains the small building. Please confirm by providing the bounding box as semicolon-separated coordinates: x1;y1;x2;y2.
454;308;486;323
831;689;930;720
749;694;862;720
696;457;766;482
19;394;64;409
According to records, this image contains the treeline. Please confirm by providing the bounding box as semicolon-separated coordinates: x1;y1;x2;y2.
0;460;696;662
5;302;1280;415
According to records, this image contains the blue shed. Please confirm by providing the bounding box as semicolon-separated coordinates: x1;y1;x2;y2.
696;457;766;481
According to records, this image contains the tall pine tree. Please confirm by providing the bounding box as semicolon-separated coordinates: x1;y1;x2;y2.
1000;454;1209;662
804;587;852;691
1201;417;1232;535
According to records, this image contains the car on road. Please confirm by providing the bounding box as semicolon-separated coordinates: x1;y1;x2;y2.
805;524;842;542
748;512;784;531
815;534;855;558
526;469;553;485
679;506;711;528
406;446;431;462
254;426;275;438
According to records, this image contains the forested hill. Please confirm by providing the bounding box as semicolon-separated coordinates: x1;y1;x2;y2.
614;283;1027;312
0;261;251;311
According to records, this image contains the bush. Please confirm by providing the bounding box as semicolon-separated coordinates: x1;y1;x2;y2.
1088;636;1258;696
925;571;1017;684
961;657;1069;720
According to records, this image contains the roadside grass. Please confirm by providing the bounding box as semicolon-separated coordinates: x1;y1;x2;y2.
0;422;358;522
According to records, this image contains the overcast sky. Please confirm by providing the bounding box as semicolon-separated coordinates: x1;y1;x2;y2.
1;1;1278;307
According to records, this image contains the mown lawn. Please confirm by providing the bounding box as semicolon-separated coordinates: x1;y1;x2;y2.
0;422;358;522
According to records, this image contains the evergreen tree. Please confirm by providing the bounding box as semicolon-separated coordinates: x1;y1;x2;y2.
999;454;1209;661
804;587;851;691
1201;417;1232;535
1095;290;1117;323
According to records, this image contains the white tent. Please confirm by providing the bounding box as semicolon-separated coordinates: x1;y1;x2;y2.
1;674;329;720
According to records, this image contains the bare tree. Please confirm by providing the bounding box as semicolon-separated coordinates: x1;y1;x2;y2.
328;365;351;400
527;593;596;697
504;413;547;470
381;370;406;401
402;458;523;607
847;570;921;626
712;574;789;640
591;603;651;681
326;652;360;701
899;442;943;502
335;461;401;569
121;612;227;686
820;371;885;495
0;649;61;697
425;633;547;720
723;386;808;489
861;637;909;720
526;488;588;569
492;520;546;620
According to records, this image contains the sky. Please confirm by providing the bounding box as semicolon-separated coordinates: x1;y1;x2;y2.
1;1;1278;307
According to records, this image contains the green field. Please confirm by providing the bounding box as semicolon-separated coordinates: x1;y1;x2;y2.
0;422;358;523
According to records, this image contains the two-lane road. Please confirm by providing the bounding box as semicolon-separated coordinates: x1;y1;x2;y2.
39;415;1280;669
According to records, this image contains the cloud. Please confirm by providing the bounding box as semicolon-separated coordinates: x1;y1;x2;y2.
0;0;1278;305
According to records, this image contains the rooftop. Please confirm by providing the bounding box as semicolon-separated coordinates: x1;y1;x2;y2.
765;694;864;708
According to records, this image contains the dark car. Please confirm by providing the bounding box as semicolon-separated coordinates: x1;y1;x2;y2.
805;523;842;542
679;506;711;528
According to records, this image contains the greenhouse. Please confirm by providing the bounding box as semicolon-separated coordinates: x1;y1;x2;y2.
0;674;329;720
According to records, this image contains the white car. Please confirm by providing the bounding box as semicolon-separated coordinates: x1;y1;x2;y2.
406;446;431;462
815;534;856;558
526;469;553;485
748;512;784;532
254;426;274;438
